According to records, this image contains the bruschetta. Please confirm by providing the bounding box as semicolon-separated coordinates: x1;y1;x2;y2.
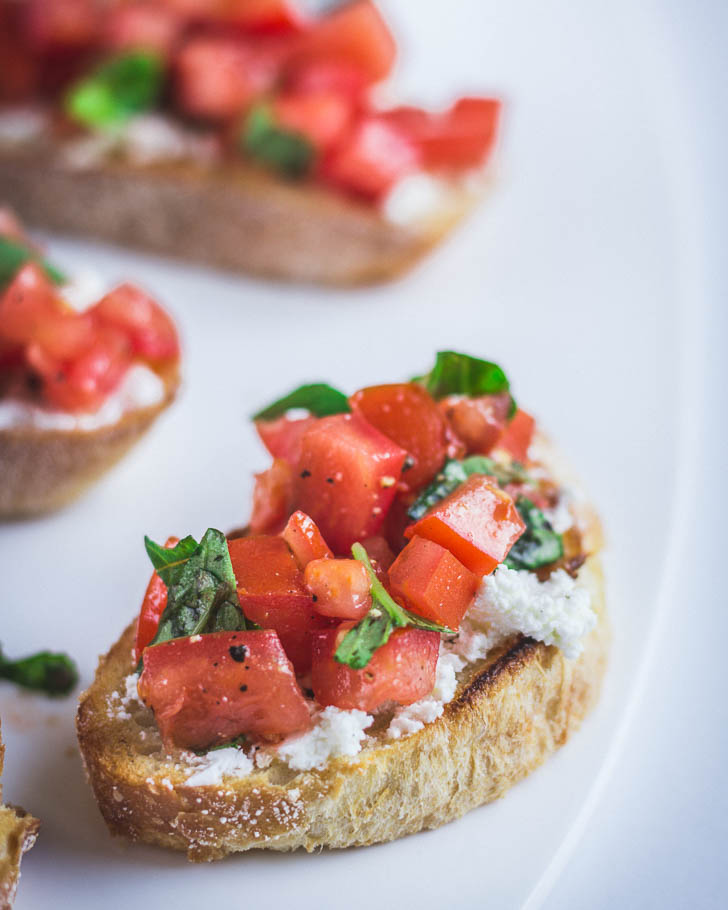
77;351;608;860
0;1;500;284
0;209;180;517
0;721;38;908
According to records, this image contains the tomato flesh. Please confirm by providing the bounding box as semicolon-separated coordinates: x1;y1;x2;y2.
439;392;511;455
228;535;316;673
134;535;179;661
312;625;439;712
249;458;294;534
281;510;333;567
388;535;478;629
91;282;180;362
350;383;449;490
0;264;58;345
285;59;369;100
104;4;182;57
272;90;352;151
406;475;525;576
294;413;407;554
304;558;371;620
359;535;395;581
495;409;535;463
255;415;317;465
138;630;310;750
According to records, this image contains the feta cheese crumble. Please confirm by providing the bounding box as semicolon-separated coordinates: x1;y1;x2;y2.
275;706;373;771
185;748;255;787
474;565;595;659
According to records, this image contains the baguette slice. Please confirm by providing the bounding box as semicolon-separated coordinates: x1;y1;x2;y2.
0;366;178;518
76;495;608;861
0;725;39;909
0;145;477;286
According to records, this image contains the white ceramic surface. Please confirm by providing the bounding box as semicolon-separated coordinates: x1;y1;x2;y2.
0;1;705;907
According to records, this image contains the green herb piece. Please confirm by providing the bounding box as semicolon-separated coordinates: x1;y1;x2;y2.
407;456;531;522
65;52;164;128
414;351;516;416
0;237;66;288
0;646;78;696
195;734;247;756
335;544;452;670
145;528;246;651
242;104;314;179
253;382;351;421
504;497;563;570
144;535;199;587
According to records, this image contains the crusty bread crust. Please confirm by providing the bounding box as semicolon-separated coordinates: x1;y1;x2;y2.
0;147;475;285
0;726;39;909
76;548;608;861
0;367;178;518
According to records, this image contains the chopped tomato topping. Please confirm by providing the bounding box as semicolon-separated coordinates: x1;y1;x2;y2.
495;409;535;463
389;535;478;629
250;458;294;534
228;535;316;673
255;415;317;465
281;510;333;567
138;630;310;750
405;475;525;576
439;392;511;455
312;625;439;712
104;3;183;57
304;558;371;620
134;535;179;661
91;282;180;363
358;535;395;581
350;383;449;491
0;264;59;345
294;413;407;554
285;59;369;100
223;0;305;33
25;0;101;50
272;90;352;151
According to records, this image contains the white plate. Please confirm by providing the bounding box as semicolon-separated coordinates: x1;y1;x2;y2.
0;1;690;907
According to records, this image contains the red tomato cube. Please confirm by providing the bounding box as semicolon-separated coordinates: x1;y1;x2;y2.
272;90;352;151
249;458;294;534
350;383;449;490
495;409;535;463
228;535;316;673
304;558;371;620
312;625;439;712
439;392;511;455
138;630;310;750
25;0;100;49
285;59;369;100
405;475;525;576
104;3;182;57
0;263;58;345
255;415;317;465
294;413;407;554
91;282;180;363
359;535;395;580
388;536;478;629
281;510;333;567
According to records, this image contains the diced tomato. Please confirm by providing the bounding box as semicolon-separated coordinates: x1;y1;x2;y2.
359;535;394;581
495;409;535;463
138;630;310;750
281;510;332;567
304;558;371;620
0;264;58;345
389;535;478;629
350;383;449;491
134;535;179;661
292;0;395;84
255;415;317;465
24;0;101;49
406;475;525;576
272;90;352;151
383;97;500;170
439;392;511;455
381;493;414;554
250;458;294;534
285;59;369;101
175;35;282;120
312;625;439;712
294;413;407;554
321;116;419;201
228;535;316;672
91;282;180;363
224;0;305;33
104;3;183;57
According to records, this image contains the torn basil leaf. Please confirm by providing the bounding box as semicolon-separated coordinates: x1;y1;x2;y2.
415;351;511;400
253;382;351;421
242;104;314;179
504;497;563;570
144;534;199;587
66;52;164;128
0;237;66;288
0;646;78;696
146;529;246;651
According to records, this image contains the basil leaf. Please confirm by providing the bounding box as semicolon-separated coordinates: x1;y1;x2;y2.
242;104;314;179
0;646;78;696
334;612;393;670
504;497;563;570
144;534;198;587
66;52;164;128
253;383;351;421
0;237;66;288
146;529;246;650
416;351;514;411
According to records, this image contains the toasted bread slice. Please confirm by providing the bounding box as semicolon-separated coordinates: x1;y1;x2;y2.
0;366;178;518
77;513;608;861
0;725;39;908
0;146;476;286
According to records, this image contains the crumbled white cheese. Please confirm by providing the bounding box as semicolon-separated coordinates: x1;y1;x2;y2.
475;566;595;659
543;495;574;534
383;172;458;225
274;706;373;771
0;364;166;431
0;107;48;146
184;747;255;787
60;270;106;312
106;673;142;721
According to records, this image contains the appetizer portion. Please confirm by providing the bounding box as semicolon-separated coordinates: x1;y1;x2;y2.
0;209;180;516
77;352;608;860
0;1;501;283
0;722;38;908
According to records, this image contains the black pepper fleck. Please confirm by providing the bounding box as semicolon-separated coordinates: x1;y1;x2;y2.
326;477;334;484
300;469;311;478
229;645;248;662
239;684;248;692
